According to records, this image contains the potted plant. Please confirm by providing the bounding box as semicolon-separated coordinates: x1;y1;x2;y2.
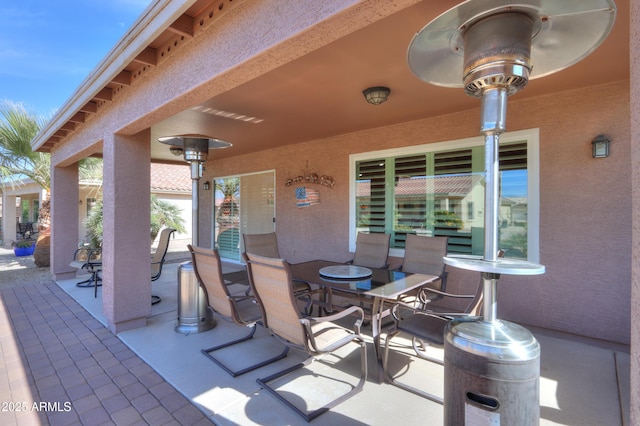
12;239;36;257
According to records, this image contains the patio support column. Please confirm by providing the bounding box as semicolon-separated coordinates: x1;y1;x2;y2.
1;194;17;247
50;163;79;280
102;131;151;333
630;0;639;423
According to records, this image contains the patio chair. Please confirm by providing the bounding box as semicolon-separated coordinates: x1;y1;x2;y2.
150;228;176;305
327;231;391;314
70;247;102;290
243;232;314;313
246;253;367;422
382;251;503;401
349;232;390;269
189;245;289;376
400;234;448;288
396;234;449;306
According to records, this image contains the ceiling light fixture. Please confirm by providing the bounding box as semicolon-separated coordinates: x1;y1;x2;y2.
362;86;390;105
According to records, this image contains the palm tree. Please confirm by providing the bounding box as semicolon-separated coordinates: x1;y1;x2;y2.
0;102;50;187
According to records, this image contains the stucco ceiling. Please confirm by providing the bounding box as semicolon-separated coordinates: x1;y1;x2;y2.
36;0;629;163
149;0;629;161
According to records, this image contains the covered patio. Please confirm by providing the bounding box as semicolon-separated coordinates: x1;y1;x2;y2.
0;256;631;425
29;0;639;422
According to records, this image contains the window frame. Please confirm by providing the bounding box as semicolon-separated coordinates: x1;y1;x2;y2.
348;128;540;262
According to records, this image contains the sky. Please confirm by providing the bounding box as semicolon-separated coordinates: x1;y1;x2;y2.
0;0;153;118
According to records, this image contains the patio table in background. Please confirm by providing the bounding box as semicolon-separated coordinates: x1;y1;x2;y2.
289;260;438;382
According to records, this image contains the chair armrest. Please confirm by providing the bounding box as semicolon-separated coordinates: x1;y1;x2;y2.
302;305;365;333
305;305;364;324
419;286;475;300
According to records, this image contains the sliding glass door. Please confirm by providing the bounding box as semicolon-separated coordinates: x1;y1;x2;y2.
214;171;275;261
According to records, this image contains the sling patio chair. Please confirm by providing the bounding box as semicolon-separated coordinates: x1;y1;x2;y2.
150;228;176;304
349;231;391;269
327;231;391;315
189;245;289;377
243;232;315;314
395;234;449;306
246;253;367;422
382;250;504;402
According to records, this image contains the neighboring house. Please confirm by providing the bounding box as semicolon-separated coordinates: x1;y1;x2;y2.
0;162;191;246
26;1;640;416
0;180;47;245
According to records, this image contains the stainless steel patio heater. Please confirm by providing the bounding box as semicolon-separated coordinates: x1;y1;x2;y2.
158;135;232;334
407;1;616;423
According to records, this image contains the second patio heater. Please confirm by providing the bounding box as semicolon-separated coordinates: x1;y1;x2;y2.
159;135;232;334
407;1;616;423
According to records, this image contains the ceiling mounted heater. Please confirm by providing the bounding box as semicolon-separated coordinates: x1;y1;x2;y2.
407;1;616;423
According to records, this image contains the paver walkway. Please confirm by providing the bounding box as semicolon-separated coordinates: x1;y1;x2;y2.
0;280;213;425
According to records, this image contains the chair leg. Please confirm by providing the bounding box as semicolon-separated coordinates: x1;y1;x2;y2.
201;324;289;377
93;270;102;298
383;330;443;404
256;339;367;422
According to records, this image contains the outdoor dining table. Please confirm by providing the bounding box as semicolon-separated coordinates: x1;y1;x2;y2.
289;260;439;382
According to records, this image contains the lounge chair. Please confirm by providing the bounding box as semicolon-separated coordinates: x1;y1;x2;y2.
246;253;367;422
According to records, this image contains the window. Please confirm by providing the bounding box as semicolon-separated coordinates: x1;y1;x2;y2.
350;129;540;261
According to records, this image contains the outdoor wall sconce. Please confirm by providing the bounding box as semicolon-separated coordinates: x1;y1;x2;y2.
203;181;210;190
362;86;390;105
592;134;610;158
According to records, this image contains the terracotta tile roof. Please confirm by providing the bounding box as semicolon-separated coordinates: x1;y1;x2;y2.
150;163;191;193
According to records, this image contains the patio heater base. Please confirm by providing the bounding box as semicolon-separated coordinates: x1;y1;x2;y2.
175;261;216;334
444;318;540;425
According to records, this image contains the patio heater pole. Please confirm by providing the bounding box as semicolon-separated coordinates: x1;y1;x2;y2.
190;161;201;247
158;135;232;334
407;1;616;423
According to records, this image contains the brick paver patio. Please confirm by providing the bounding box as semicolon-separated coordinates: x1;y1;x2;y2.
0;281;212;425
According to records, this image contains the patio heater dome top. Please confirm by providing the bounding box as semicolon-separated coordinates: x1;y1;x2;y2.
157;135;232;150
407;0;617;95
158;134;232;163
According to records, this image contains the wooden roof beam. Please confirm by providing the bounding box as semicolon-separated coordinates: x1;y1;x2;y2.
60;122;76;131
69;112;86;123
112;70;132;86
93;88;113;102
167;14;194;38
80;102;98;114
133;47;157;66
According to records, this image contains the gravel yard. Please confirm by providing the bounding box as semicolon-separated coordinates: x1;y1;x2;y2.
0;246;53;289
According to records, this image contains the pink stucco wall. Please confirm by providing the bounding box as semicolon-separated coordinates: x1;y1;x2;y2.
629;0;639;423
204;80;631;344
